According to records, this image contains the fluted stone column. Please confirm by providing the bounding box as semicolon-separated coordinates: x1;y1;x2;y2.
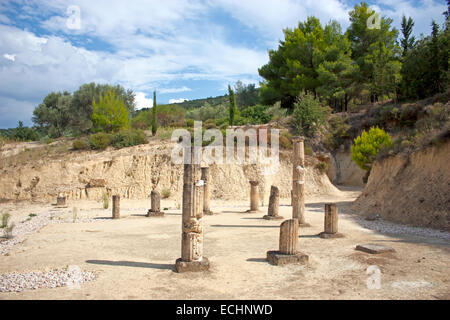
319;203;344;239
263;186;283;220
112;195;120;219
292;136;310;227
201;167;213;215
147;190;164;217
267;219;309;265
175;146;210;273
247;181;260;213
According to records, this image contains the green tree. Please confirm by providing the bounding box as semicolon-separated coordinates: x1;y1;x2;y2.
317;21;359;112
32;91;73;137
400;20;449;100
293;93;329;137
346;2;400;102
152;91;158;136
234;81;259;108
400;15;415;57
70;83;135;133
91;89;129;133
351;127;392;172
259;16;327;108
364;41;402;101
228;85;236;126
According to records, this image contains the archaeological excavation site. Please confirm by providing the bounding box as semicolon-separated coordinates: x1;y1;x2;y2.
0;129;449;300
0;1;449;303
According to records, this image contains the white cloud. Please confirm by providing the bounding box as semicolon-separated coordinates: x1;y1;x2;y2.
159;86;192;94
134;92;153;110
169;98;189;104
3;53;15;61
0;0;446;128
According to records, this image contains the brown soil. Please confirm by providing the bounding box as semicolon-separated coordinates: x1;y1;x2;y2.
353;141;450;230
1;188;448;300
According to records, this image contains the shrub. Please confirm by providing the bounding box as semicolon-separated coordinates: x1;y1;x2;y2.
324;116;350;151
266;102;287;121
240;105;272;124
102;193;109;209
4;222;15;239
1;213;10;229
161;188;171;199
185;119;194;128
279;132;293;149
293;94;329;137
112;129;148;149
351;127;392;171
204;119;216;129
88;132;113;150
40;136;55;144
315;161;328;174
72;139;89;150
304;144;313;156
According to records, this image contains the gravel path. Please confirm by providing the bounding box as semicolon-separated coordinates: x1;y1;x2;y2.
0;267;96;292
352;215;450;241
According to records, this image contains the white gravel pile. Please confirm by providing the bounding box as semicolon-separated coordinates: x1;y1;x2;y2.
355;216;450;241
0;268;96;292
0;209;108;256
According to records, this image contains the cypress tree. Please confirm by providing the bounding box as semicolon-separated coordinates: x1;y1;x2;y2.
152;90;157;136
228;85;236;126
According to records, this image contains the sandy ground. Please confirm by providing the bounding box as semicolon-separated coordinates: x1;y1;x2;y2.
0;187;449;300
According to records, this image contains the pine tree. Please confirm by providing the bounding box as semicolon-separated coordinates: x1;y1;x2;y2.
430;21;442;94
152;91;158;136
91;89;129;133
400;15;415;57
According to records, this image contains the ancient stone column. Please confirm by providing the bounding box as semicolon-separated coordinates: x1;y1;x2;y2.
112;195;120;219
279;219;298;254
263;186;283;220
175;146;210;273
147;190;164;217
266;219;309;266
319;203;344;239
292;136;309;227
56;196;66;207
247;181;260;213
201;167;213;215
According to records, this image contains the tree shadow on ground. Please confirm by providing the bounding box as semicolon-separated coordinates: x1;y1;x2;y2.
210;224;279;229
307;199;450;248
86;259;175;271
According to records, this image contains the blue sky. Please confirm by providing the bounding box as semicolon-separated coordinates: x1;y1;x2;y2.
0;0;446;128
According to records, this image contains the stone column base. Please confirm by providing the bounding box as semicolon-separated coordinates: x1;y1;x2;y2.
147;210;164;217
266;251;309;266
263;215;284;220
203;210;214;216
175;257;210;273
318;232;345;239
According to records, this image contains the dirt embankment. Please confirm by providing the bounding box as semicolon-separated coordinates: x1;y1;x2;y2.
321;142;366;187
353;141;450;230
0;142;340;202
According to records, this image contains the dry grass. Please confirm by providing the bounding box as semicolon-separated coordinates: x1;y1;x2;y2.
0;140;72;170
